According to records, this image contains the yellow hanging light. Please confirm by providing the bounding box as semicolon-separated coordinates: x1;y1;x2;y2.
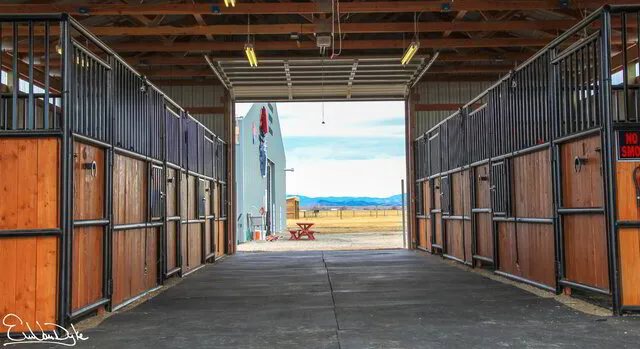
224;0;236;7
401;41;419;66
244;44;258;67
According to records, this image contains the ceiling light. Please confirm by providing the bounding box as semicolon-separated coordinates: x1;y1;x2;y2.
224;0;236;7
401;41;419;66
244;44;258;67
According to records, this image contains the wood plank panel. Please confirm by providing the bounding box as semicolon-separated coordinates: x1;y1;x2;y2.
73;142;105;220
216;220;225;256
563;215;609;290
71;226;103;311
475;213;493;260
0;236;58;332
616;161;640;305
560;135;603;208
112;228;157;307
166;221;178;272
512;149;552;218
204;180;213;257
475;165;490;208
187;175;197;220
417;218;427;249
464;220;472;263
445;220;464;260
499;222;555;288
180;171;188;218
166;168;177;217
113;154;147;225
434;213;443;247
0;138;59;230
423;181;430;215
619;228;640;306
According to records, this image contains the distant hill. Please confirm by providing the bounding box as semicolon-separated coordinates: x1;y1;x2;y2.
288;194;404;208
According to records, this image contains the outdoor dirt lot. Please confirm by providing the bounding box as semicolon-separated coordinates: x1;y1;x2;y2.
238;210;404;252
237;231;403;252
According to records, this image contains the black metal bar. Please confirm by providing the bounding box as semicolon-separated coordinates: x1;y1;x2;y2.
27;21;34;129
0;229;62;237
69;298;110;320
616;220;640;228
58;17;72;333
600;8;622;315
495;270;557;293
552;127;601;144
473;254;494;263
73;132;111;148
557;207;605;214
111;285;163;312
559;279;611;296
12;22;18;130
73;219;109;227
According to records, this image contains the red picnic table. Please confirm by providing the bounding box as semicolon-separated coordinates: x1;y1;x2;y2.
289;222;316;240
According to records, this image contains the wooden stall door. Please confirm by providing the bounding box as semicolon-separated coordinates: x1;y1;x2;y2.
433;178;443;250
560;136;609;292
112;154;158;307
0;138;59;332
165;167;179;275
616;161;640;307
474;164;493;263
423;181;432;252
204;179;216;261
445;171;471;263
72;142;105;312
214;182;226;257
183;175;204;273
498;150;555;289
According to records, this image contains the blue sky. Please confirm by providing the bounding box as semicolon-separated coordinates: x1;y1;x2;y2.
236;101;406;197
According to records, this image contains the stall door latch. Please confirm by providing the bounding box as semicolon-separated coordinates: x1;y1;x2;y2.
633;166;640;207
82;161;97;177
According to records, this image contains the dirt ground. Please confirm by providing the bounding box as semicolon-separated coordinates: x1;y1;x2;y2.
237;231;403;252
287;209;403;234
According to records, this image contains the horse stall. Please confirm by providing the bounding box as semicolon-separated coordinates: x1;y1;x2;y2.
411;6;640;314
0;15;230;333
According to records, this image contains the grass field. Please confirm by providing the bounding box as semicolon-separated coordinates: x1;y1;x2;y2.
287;209;404;234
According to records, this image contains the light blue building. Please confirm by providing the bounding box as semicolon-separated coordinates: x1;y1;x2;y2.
235;103;287;243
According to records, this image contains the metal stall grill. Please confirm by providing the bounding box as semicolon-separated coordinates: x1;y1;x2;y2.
0;14;230;333
412;5;640;315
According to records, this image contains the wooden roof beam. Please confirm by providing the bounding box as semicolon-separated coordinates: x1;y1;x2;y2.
0;1;627;15
83;20;584;36
104;37;558;53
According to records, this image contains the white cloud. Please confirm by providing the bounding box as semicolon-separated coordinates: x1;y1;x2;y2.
236;101;406;197
286;156;406;197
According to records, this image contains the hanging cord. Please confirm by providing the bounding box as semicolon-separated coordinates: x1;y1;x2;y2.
247;14;251;44
331;0;343;59
321;58;325;124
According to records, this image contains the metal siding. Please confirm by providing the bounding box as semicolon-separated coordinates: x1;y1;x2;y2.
235;103;287;242
414;81;492;136
163;84;227;140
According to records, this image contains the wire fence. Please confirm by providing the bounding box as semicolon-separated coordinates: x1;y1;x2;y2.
296;209;402;219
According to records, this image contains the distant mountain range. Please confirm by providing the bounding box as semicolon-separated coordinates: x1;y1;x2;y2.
288;194;404;208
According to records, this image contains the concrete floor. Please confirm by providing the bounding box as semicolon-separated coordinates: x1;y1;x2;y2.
67;250;640;348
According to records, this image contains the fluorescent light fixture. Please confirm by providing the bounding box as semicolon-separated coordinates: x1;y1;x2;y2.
244;44;258;67
224;0;236;7
401;41;419;66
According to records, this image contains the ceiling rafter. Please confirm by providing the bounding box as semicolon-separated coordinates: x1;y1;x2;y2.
0;1;626;15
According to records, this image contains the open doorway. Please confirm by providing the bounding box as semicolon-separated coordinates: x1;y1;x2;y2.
234;100;406;252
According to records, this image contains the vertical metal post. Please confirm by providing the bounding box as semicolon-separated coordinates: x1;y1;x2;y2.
600;7;622;315
401;179;406;249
